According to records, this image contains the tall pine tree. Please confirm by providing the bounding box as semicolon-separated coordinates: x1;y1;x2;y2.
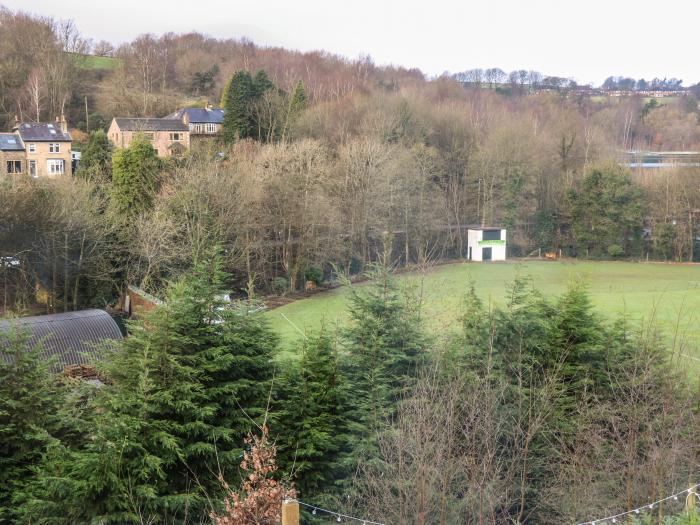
222;71;255;144
275;328;345;500
23;253;277;524
0;329;83;525
282;80;308;140
339;266;427;479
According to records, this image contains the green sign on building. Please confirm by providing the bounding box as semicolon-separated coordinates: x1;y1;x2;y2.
478;239;506;246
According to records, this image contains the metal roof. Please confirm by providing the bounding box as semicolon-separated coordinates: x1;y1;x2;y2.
15;122;71;142
0;309;123;372
114;118;188;132
0;133;24;151
165;107;225;124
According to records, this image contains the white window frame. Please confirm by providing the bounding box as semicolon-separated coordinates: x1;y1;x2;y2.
29;160;37;177
28;143;36;153
169;132;182;141
205;123;216;133
49;143;60;153
47;159;65;175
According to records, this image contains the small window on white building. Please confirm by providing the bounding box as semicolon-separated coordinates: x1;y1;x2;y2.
205;123;216;133
28;143;36;153
49;143;60;153
47;159;65;175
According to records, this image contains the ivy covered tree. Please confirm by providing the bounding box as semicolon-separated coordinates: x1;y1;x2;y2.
76;129;113;183
109;135;160;222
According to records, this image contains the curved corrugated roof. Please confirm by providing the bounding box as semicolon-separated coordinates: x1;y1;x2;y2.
0;309;122;371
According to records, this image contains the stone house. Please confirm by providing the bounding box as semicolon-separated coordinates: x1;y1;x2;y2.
165;104;224;138
0;118;73;178
108;118;190;157
14;119;73;177
0;132;26;176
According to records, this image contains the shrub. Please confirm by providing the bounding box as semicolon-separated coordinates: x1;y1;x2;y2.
304;266;324;286
607;244;624;258
271;277;290;296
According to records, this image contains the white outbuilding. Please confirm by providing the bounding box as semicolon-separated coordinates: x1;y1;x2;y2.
467;227;507;261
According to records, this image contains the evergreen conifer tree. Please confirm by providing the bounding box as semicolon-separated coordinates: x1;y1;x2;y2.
23;254;277;524
222;71;255;144
0;330;76;524
288;81;308;119
282;80;308;140
252;70;275;99
275;328;344;499
340;266;427;473
76;129;113;182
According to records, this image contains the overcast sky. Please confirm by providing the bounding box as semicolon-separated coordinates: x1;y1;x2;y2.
10;0;700;86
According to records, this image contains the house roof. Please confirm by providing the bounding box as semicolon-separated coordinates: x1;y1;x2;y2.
166;107;225;124
15;122;71;142
114;118;188;132
466;224;506;231
0;309;123;372
0;133;24;151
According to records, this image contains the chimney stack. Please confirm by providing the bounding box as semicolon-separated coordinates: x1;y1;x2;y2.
13;115;19;129
59;113;68;133
205;100;212;110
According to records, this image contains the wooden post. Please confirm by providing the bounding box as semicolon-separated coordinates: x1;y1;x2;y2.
282;499;300;525
686;486;696;512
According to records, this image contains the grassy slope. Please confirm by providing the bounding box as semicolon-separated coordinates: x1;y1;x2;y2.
71;53;120;70
266;260;700;365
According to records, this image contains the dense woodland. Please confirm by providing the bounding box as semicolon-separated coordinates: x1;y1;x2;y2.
1;7;699;311
1;7;700;524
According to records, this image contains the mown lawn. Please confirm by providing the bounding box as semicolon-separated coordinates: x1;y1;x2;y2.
265;260;700;367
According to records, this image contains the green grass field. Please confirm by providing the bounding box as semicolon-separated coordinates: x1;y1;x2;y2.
266;260;700;365
70;53;120;70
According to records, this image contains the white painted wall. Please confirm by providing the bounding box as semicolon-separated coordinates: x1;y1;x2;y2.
467;229;507;261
